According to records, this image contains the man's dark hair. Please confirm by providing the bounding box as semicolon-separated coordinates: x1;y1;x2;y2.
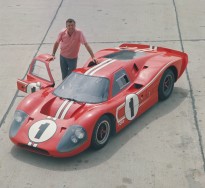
66;18;76;24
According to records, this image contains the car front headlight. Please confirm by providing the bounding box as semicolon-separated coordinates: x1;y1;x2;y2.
9;110;28;138
57;125;87;153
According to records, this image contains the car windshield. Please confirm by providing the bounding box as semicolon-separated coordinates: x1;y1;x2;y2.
53;72;110;103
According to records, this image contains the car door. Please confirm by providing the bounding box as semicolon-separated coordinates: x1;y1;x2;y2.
113;68;148;130
17;54;55;93
112;69;138;126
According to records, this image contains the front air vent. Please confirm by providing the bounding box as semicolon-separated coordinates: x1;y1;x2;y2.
134;84;143;89
133;64;139;71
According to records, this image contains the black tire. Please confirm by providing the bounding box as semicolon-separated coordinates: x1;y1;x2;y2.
91;115;111;150
158;69;175;101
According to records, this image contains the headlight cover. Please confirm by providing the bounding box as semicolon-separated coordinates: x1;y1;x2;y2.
57;125;87;153
9;110;28;138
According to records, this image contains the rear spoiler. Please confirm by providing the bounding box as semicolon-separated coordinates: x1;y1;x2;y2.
119;43;188;75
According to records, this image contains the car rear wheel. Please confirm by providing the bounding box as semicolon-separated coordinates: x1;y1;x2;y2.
158;69;175;101
91;115;111;150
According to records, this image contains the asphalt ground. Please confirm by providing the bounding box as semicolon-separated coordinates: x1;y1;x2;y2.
0;0;205;187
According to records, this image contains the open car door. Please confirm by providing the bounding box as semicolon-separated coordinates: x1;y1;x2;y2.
17;54;55;93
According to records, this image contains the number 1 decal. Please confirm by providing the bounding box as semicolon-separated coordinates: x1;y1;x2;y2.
29;119;57;143
34;123;50;139
125;94;139;121
129;98;134;118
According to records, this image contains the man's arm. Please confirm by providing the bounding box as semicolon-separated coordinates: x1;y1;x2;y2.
52;41;59;56
84;43;96;61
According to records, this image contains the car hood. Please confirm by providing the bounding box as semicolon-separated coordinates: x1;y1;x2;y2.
39;95;87;120
11;92;90;152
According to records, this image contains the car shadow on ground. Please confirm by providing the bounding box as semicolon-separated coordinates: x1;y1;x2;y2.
10;87;189;171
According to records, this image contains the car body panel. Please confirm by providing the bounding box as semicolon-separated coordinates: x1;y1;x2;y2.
10;44;188;157
17;54;55;93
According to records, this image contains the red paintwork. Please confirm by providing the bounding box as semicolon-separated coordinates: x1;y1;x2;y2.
10;44;188;157
17;54;55;92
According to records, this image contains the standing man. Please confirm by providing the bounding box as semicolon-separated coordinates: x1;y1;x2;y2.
52;18;96;80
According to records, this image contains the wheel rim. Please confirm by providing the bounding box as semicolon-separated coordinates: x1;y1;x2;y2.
96;120;110;145
163;74;173;96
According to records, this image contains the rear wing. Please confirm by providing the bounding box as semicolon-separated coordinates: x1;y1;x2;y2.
119;43;188;76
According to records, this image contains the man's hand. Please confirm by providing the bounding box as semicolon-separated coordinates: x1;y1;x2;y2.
93;57;98;64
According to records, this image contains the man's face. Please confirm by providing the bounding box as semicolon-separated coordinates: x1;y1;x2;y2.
66;22;75;34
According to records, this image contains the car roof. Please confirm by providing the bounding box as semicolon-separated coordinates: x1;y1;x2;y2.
75;48;167;79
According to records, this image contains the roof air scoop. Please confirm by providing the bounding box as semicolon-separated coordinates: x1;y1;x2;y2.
88;60;97;67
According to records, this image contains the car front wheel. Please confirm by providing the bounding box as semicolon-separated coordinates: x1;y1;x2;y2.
91;115;111;150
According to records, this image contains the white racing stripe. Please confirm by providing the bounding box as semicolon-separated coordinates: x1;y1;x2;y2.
116;102;126;123
27;142;38;148
134;45;157;52
84;59;111;75
89;59;116;76
60;101;74;119
55;100;69;119
17;80;28;85
149;45;157;50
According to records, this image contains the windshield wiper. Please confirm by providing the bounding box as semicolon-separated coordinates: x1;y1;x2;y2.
65;97;76;101
65;97;82;103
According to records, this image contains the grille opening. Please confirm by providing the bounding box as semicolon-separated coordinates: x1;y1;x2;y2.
18;144;50;156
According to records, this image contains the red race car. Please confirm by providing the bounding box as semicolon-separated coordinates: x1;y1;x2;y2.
9;43;188;157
